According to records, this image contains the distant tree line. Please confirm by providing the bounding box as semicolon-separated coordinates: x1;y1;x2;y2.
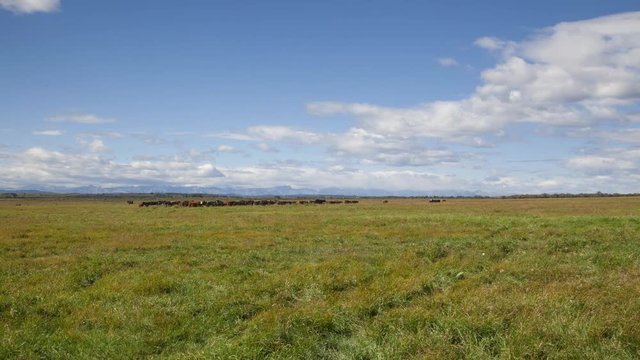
496;192;640;199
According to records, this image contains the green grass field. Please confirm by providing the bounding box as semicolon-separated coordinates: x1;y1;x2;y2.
1;197;639;359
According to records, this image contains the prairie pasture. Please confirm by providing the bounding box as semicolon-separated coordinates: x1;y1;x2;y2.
1;197;639;359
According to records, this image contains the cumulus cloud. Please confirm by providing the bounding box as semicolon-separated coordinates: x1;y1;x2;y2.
0;147;224;189
47;113;115;124
209;124;462;167
0;146;456;191
76;136;108;153
87;139;107;152
0;0;59;13
307;100;512;139
309;12;640;143
0;144;637;194
327;128;460;166
33;130;63;136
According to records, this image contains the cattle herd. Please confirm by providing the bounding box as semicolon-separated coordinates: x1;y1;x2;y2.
136;198;360;207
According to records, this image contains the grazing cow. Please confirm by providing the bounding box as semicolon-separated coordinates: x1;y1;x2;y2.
138;197;365;208
127;200;134;205
383;200;388;203
429;199;441;203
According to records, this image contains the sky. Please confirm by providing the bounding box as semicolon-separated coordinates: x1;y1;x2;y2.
1;0;639;194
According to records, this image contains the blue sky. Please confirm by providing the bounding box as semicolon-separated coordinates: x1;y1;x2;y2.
1;0;639;194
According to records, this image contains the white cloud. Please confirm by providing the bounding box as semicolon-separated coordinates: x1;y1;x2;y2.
2;144;467;191
87;131;125;138
246;126;323;144
571;127;640;144
216;144;236;153
88;139;107;152
33;130;63;136
24;147;64;161
209;126;323;144
567;148;640;175
536;179;561;188
0;147;225;189
307;99;513;139
208;124;462;167
47;113;115;124
564;146;640;192
0;0;59;13
77;136;108;153
600;129;640;143
474;36;514;51
484;175;518;188
437;57;459;67
206;131;255;141
211;164;637;194
1;144;637;194
213;163;465;192
327;128;459;166
309;12;640;143
568;156;634;172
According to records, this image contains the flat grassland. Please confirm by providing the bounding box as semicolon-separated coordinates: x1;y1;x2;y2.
1;197;639;359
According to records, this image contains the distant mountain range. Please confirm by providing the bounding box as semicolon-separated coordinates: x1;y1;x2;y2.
0;185;482;197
